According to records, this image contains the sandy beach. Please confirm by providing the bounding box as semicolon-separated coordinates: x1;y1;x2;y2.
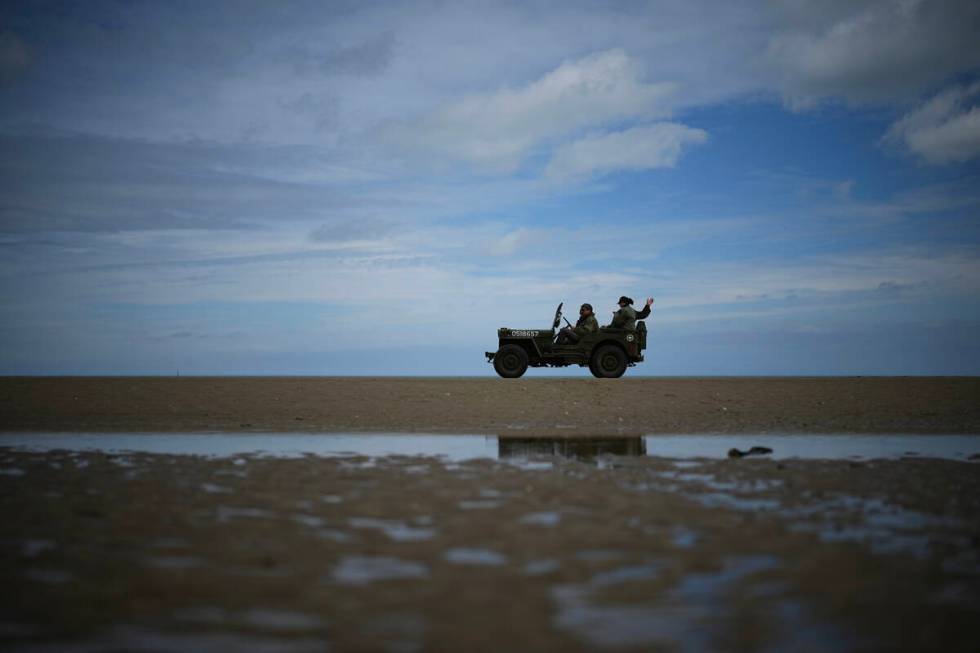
2;444;979;651
3;376;980;434
2;377;979;650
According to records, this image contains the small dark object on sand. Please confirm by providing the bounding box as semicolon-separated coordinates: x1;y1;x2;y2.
728;446;774;458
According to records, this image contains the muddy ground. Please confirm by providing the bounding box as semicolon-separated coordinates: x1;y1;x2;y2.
1;445;979;652
3;376;980;434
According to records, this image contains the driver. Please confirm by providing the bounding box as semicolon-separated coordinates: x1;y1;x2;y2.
556;303;598;344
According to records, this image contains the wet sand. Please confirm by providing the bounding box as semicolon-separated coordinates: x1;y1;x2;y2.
1;446;978;651
2;376;979;650
3;376;980;434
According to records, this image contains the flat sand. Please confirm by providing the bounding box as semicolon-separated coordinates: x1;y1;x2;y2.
2;376;979;434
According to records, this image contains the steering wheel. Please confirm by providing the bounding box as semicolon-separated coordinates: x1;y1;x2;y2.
552;302;563;330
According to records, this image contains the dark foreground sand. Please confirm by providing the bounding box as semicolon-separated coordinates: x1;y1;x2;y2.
2;376;980;434
1;445;978;651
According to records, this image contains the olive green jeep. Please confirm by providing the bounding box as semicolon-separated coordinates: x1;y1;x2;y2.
485;303;647;378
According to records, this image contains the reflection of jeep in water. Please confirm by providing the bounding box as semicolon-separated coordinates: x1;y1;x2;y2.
499;436;646;460
485;303;647;378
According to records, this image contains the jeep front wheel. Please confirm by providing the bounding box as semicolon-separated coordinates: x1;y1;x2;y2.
591;345;627;378
493;344;529;378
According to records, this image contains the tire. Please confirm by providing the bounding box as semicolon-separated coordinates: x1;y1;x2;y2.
591;345;627;378
493;344;529;378
588;357;602;378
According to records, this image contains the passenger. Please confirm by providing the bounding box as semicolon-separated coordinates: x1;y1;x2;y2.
610;296;653;330
556;303;598;344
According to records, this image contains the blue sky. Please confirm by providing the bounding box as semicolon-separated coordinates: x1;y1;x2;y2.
1;0;979;375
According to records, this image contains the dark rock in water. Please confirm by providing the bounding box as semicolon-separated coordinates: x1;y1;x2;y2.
728;446;774;458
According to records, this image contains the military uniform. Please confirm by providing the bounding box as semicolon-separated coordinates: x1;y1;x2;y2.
611;304;637;330
573;314;598;336
557;312;598;344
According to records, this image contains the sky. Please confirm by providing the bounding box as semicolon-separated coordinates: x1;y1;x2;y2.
1;0;979;376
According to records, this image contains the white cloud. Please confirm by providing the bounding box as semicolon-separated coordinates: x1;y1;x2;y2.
765;0;980;108
386;49;674;171
483;228;536;257
885;82;980;164
544;123;707;181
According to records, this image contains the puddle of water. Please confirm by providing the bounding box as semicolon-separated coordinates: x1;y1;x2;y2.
315;528;353;543
332;556;429;585
673;556;779;600
291;514;325;529
445;548;508;566
216;506;275;523
524;559;561;575
552;555;779;651
671;527;699;549
695;493;782;511
0;432;495;461
1;432;977;462
201;483;231;494
457;500;502;510
239;609;325;632
643;434;980;461
519;511;561;527
590;563;663;587
575;550;624;562
783;495;969;559
348;517;436;542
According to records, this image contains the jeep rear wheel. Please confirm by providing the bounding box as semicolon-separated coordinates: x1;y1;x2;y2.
591;345;627;378
494;344;529;378
588;357;602;378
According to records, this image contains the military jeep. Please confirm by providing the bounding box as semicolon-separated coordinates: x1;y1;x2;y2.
485;303;647;378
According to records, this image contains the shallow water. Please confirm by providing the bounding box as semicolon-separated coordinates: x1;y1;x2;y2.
643;434;980;461
1;432;978;462
0;433;495;460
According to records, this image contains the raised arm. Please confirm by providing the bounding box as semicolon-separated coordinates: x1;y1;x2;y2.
636;297;654;319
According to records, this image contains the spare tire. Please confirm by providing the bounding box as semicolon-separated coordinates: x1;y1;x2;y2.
493;344;529;378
